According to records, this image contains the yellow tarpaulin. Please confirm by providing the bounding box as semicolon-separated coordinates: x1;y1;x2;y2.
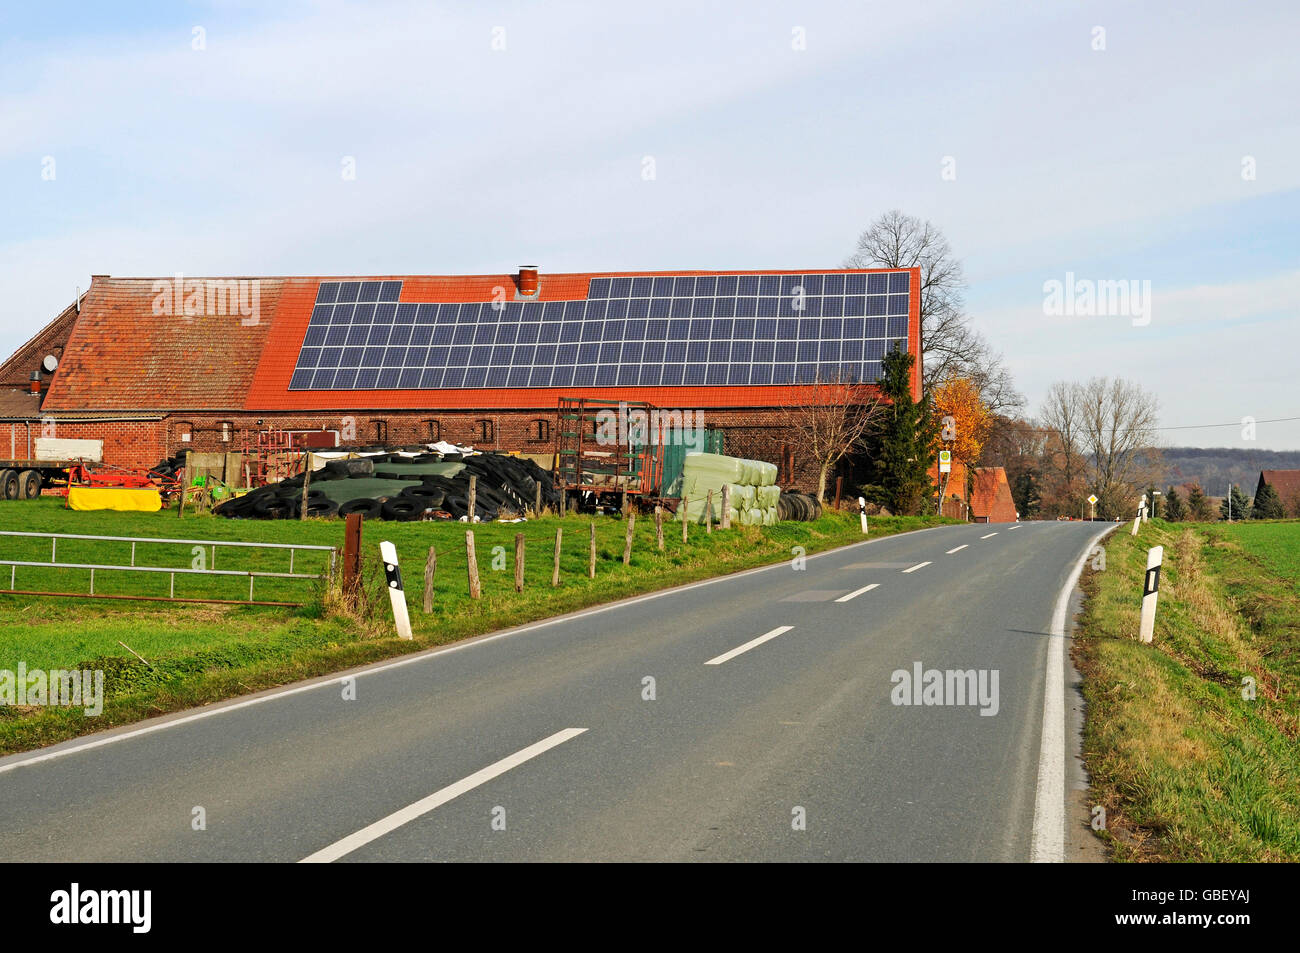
66;486;162;512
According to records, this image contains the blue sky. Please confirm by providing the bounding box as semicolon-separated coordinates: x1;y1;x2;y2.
2;0;1297;447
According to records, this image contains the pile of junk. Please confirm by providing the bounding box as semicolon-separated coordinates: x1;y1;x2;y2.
213;444;561;522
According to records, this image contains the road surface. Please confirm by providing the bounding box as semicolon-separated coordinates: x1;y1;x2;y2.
0;520;1112;862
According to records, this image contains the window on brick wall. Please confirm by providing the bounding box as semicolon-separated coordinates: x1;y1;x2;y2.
219;421;233;443
475;419;494;443
530;419;551;442
424;419;441;442
372;420;388;444
176;421;193;444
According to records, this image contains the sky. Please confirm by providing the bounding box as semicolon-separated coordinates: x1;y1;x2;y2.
2;0;1297;448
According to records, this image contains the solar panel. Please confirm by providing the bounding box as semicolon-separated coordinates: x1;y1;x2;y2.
288;273;911;390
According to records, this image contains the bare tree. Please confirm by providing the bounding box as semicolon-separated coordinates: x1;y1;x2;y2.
1035;377;1161;518
844;209;1023;415
1077;376;1162;515
780;374;885;502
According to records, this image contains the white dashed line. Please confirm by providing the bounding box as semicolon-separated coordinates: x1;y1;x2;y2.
300;728;588;863
901;561;931;573
835;583;880;603
705;626;795;665
946;545;968;554
1008;525;1021;531
980;533;998;539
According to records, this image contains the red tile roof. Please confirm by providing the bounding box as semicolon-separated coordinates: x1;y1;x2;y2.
1258;469;1300;502
970;467;1018;523
33;268;922;413
43;277;283;411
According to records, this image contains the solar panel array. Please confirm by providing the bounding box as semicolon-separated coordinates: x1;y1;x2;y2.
289;273;911;391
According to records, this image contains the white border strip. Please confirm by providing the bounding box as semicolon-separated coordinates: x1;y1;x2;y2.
1029;524;1116;862
300;728;587;863
901;561;931;573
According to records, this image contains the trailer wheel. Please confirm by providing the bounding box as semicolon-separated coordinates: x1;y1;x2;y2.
0;469;18;500
17;470;41;499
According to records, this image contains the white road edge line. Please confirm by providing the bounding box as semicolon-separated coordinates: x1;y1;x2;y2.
0;525;961;775
980;532;998;539
834;583;880;603
946;545;968;554
705;626;794;665
1029;524;1117;863
901;561;931;573
300;728;588;863
1008;525;1022;531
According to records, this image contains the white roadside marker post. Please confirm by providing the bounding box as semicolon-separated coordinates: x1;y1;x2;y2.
858;496;868;535
380;540;413;640
1139;545;1163;643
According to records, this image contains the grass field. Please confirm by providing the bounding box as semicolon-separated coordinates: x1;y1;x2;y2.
0;496;957;754
1075;518;1300;861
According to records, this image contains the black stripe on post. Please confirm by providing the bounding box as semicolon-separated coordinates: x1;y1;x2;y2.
1144;565;1160;597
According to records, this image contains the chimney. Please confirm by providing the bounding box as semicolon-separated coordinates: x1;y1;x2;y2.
29;371;41;395
518;265;539;296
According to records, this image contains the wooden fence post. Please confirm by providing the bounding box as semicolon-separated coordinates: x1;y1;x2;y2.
705;489;713;535
682;497;689;542
655;505;664;551
623;514;634;565
720;484;731;529
514;533;525;592
535;481;543;517
588;522;596;579
466;530;481;599
552;527;562;587
423;546;436;613
467;475;477;524
300;450;311;520
342;513;363;607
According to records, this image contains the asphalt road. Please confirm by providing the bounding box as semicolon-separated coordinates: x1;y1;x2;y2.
0;520;1113;862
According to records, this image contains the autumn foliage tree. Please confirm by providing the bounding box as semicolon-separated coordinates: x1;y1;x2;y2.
931;377;991;500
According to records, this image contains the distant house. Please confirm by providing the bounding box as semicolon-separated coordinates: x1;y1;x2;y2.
970;466;1018;523
1255;470;1300;516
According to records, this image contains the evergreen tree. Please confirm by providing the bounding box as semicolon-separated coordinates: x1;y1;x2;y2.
863;345;939;515
1145;483;1161;519
1162;486;1184;522
1220;484;1251;521
1251;482;1286;519
1012;470;1040;520
1185;483;1212;521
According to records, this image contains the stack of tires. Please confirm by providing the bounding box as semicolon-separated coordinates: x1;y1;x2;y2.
212;450;561;522
776;491;823;522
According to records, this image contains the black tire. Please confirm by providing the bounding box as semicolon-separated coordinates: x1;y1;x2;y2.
17;469;41;499
338;498;383;519
381;497;423;521
304;498;340;519
400;485;445;508
0;469;18;501
325;458;375;478
253;494;295;519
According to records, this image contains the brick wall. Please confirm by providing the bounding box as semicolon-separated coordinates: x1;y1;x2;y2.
64;407;839;492
32;419;167;470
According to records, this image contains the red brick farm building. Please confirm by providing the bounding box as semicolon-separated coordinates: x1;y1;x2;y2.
1;267;921;491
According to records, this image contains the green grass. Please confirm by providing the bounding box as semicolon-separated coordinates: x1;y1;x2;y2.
0;496;957;754
1074;518;1300;861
